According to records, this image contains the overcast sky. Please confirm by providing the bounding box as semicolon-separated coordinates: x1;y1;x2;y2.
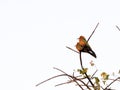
0;0;120;90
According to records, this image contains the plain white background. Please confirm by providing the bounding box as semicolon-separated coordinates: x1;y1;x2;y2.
0;0;120;90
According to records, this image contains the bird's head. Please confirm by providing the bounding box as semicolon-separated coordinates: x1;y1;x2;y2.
78;36;85;40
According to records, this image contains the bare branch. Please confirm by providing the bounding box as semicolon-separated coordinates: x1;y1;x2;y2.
36;74;67;86
104;77;120;90
66;46;79;54
53;67;84;90
53;67;68;74
87;69;98;85
79;52;95;88
91;70;98;79
55;80;74;87
54;67;91;90
116;25;120;31
87;22;99;43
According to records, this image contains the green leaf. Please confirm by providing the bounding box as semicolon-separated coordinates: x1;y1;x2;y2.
94;77;100;84
103;81;106;85
77;68;88;75
101;72;109;80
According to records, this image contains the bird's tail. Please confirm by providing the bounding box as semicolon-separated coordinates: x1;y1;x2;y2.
81;45;97;58
88;50;96;58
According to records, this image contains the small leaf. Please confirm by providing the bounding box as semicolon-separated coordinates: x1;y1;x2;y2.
77;68;88;75
94;77;100;90
80;69;83;74
106;75;109;80
101;72;107;77
94;77;100;84
103;81;106;85
90;60;95;66
82;68;88;74
101;72;109;80
77;69;80;72
77;69;83;74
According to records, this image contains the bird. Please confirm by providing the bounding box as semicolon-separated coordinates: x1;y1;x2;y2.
76;36;96;58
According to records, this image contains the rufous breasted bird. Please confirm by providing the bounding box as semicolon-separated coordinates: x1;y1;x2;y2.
76;36;96;58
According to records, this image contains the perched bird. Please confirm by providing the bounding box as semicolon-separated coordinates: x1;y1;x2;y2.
76;36;96;58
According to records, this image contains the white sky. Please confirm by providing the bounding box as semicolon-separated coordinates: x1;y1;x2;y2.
0;0;120;90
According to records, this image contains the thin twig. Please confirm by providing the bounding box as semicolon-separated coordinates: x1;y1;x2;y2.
87;23;99;43
53;67;69;74
55;80;74;86
79;52;95;88
87;69;98;85
79;51;83;68
104;77;120;90
54;67;91;90
73;76;92;90
54;67;74;79
108;78;120;82
53;67;73;82
36;73;84;89
72;78;84;90
36;67;72;87
66;46;79;54
116;25;120;31
53;67;85;90
55;77;92;87
55;78;85;87
36;74;67;86
91;70;98;79
55;74;87;87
